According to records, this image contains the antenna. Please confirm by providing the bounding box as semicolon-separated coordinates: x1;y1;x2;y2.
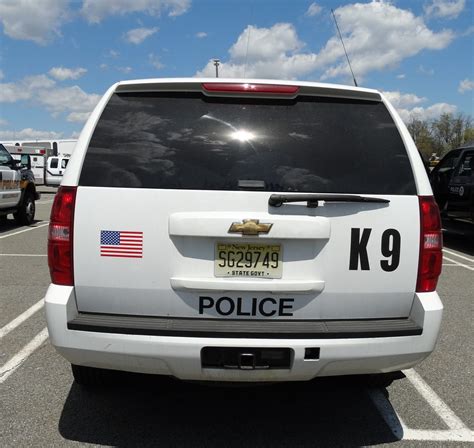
331;9;358;87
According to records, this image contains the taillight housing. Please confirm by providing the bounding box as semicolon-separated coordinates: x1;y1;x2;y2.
202;83;299;95
48;186;77;286
416;196;442;292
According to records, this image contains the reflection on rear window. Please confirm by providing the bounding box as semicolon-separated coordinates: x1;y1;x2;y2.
80;92;416;194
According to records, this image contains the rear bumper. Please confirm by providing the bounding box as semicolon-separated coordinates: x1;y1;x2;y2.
45;285;443;382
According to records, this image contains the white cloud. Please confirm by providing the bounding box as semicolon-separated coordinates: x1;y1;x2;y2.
319;2;454;80
0;0;69;44
108;49;120;58
66;112;91;123
49;66;87;81
229;23;303;63
196;31;207;38
0;118;8;126
418;65;435;76
0;75;55;102
117;66;133;74
0;69;4;80
396;74;406;79
197;23;311;79
124;26;158;44
424;0;465;19
36;85;100;116
0;128;63;140
305;2;322;17
383;90;457;122
149;53;164;70
99;63;108;70
402;103;457;122
197;3;454;82
0;74;100;123
81;0;190;23
458;78;474;93
382;91;426;109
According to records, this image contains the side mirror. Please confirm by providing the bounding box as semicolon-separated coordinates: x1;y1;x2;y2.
20;154;31;170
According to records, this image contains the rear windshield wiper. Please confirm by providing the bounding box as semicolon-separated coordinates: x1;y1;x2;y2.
268;194;390;208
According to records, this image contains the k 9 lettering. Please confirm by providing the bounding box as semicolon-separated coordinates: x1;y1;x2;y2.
349;228;401;272
199;296;295;317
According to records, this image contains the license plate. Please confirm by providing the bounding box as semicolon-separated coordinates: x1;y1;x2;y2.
215;243;282;278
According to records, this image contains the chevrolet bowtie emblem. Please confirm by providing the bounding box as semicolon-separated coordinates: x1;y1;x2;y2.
228;219;273;236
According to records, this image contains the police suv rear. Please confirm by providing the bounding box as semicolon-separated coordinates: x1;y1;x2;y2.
44;79;443;386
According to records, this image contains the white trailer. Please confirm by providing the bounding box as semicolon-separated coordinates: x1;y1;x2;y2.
0;139;77;157
5;145;50;185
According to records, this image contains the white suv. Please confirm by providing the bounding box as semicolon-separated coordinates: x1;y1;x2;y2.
44;79;443;386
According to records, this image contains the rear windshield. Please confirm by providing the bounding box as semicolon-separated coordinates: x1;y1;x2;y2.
80;92;416;194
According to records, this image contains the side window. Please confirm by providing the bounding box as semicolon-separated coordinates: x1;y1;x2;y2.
437;154;457;174
0;144;13;164
61;159;69;169
50;158;58;169
454;152;473;177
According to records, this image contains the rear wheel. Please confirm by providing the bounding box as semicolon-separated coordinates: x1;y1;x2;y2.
14;191;35;225
71;364;111;387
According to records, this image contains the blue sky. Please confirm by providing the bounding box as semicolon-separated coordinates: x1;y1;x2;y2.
0;0;473;141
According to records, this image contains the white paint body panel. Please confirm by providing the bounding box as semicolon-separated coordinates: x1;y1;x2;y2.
73;187;420;319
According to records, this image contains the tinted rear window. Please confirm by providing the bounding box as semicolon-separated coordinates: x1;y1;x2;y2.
80;92;416;194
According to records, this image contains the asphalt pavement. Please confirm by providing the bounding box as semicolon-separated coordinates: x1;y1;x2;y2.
0;195;473;447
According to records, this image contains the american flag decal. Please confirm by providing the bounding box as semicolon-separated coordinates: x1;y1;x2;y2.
100;230;143;258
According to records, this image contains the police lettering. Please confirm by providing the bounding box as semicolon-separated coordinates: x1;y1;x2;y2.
199;296;294;317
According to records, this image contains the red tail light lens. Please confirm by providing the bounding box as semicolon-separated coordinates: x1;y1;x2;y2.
416;196;442;292
48;186;77;285
202;83;299;95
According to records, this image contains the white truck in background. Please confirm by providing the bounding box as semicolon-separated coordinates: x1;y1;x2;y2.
1;139;77;157
2;139;77;186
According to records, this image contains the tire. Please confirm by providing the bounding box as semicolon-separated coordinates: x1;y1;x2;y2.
71;364;111;388
14;191;35;225
0;214;8;225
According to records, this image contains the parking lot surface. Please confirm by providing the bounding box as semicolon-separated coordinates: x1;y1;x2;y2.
1;191;473;447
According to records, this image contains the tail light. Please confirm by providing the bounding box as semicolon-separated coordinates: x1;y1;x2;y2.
416;196;442;292
48;186;77;285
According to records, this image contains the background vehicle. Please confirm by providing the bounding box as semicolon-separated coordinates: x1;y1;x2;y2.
45;156;70;186
0;144;40;225
0;139;77;157
6;145;50;185
45;79;443;387
430;144;474;223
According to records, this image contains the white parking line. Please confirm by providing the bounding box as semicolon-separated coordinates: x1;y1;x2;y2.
443;248;474;263
369;369;474;442
443;256;474;271
0;222;49;239
0;299;45;339
404;369;466;430
0;254;47;257
0;327;49;384
36;200;54;204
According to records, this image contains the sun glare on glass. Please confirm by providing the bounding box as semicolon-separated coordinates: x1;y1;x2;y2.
230;130;255;142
